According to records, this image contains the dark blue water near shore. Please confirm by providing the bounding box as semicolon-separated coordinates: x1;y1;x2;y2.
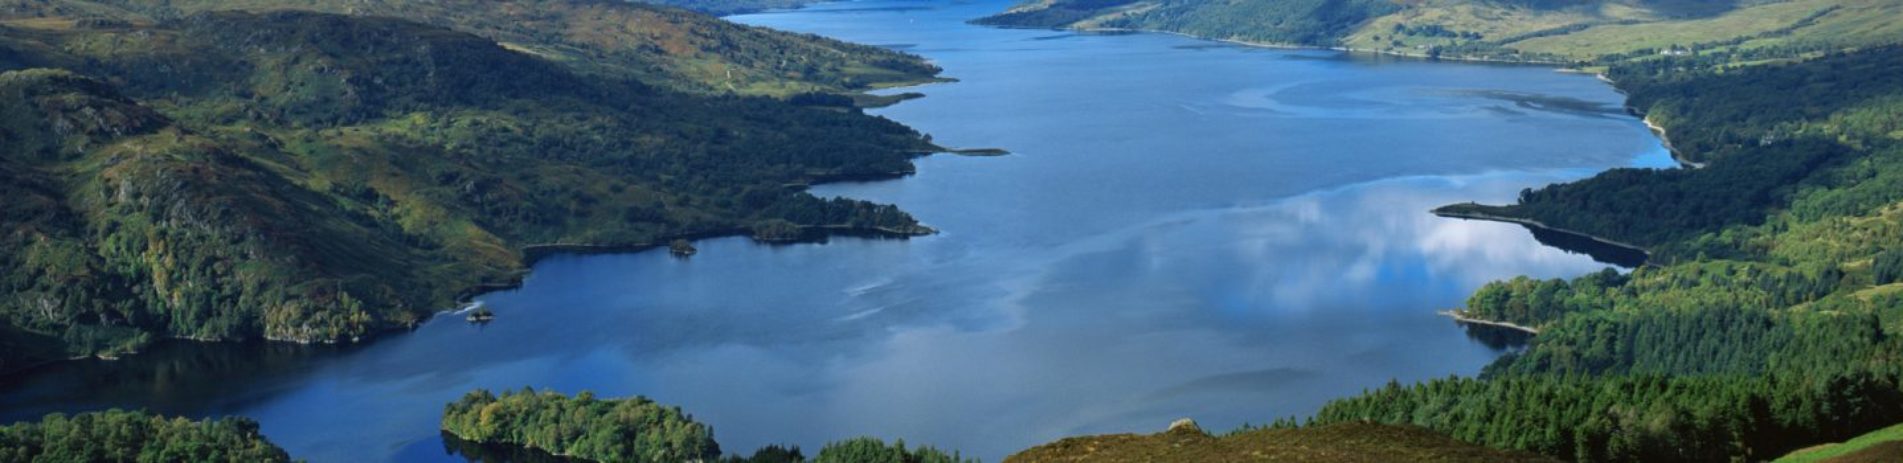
0;0;1671;460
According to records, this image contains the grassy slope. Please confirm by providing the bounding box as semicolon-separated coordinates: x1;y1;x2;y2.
1006;422;1558;463
0;7;940;365
1777;422;1903;462
1507;0;1903;58
0;0;941;96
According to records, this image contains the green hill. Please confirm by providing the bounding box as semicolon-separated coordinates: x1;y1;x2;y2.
977;0;1903;63
978;0;1402;46
1005;421;1558;463
0;8;938;368
631;0;821;16
0;0;941;95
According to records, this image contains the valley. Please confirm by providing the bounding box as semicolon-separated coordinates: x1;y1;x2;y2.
3;0;1901;461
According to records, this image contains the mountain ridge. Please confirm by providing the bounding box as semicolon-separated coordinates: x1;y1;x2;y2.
1;0;944;95
977;0;1903;64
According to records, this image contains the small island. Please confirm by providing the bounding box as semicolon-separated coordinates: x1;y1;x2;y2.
465;307;495;323
946;148;1011;156
441;389;973;463
669;238;698;258
442;389;719;462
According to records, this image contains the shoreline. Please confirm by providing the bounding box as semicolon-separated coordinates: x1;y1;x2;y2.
1;221;941;378
981;21;1710;176
1642;115;1706;169
460;220;934;316
3;136;948;376
1432;207;1652;259
1587;71;1703;170
1439;310;1541;334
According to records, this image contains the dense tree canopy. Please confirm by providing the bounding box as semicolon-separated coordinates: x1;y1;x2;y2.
0;410;292;463
811;438;972;463
441;389;973;463
442;389;721;462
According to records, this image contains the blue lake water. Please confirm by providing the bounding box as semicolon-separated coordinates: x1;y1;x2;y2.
0;0;1672;460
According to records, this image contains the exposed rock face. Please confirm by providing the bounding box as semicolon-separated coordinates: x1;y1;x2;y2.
1167;418;1202;434
0;69;168;159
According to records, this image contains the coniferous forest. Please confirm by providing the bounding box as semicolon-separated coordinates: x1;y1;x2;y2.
0;410;291;463
1312;45;1903;463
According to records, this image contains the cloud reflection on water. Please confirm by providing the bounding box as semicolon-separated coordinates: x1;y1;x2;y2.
622;169;1629;457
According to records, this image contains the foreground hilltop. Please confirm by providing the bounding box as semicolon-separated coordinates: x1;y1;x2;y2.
1006;420;1558;463
0;0;941;95
0;5;940;370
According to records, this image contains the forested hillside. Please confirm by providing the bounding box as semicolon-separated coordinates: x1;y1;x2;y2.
0;0;942;95
978;0;1903;63
0;6;941;370
1309;38;1903;463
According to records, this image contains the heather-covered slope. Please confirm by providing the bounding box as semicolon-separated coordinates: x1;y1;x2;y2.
1006;421;1558;463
